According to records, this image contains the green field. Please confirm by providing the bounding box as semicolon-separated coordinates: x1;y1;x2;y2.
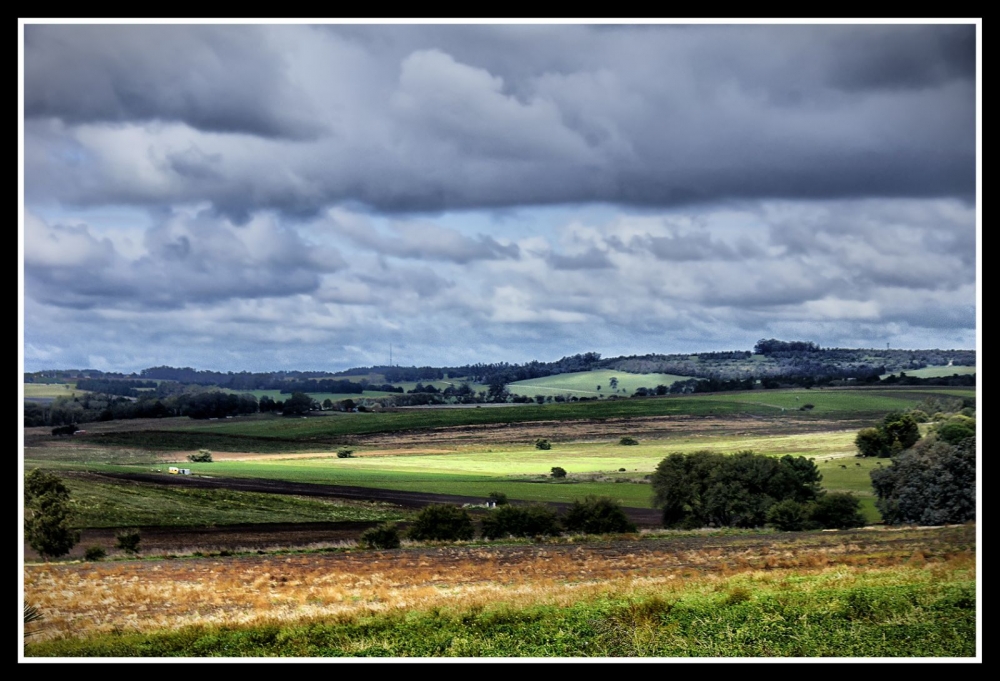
23;383;83;399
32;428;878;518
881;366;977;379
61;476;408;528
507;370;693;397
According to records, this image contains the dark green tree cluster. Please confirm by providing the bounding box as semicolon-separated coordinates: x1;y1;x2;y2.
24;469;80;560
765;493;867;531
562;496;637;534
651;450;829;529
870;436;975;525
854;412;922;457
406;505;476;541
480;504;561;539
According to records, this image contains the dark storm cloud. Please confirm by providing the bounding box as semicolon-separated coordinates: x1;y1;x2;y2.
23;24;975;219
24;24;322;139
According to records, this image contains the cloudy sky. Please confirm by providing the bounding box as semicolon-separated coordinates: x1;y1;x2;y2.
20;22;979;373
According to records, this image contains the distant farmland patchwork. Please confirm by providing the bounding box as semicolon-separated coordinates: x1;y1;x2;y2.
23;383;977;657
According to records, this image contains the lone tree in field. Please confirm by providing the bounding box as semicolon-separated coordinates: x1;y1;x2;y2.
24;469;80;560
550;466;567;479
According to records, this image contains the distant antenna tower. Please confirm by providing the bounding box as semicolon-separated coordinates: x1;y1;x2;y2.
390;343;392;367
887;342;890;350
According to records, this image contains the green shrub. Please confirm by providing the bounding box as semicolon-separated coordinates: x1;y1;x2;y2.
480;504;561;540
618;436;639;446
488;491;509;506
809;493;866;529
766;499;809;531
187;449;213;463
550;466;567;479
563;496;637;535
535;438;552;450
336;448;355;459
84;546;107;561
359;523;401;549
115;528;142;555
407;505;474;542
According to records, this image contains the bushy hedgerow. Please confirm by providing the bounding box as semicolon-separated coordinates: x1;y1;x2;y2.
562;496;637;535
480;504;561;540
406;505;475;542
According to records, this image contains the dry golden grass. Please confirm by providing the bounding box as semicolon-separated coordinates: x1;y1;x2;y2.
24;527;975;643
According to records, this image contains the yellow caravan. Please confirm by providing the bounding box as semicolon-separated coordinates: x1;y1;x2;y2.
168;467;179;474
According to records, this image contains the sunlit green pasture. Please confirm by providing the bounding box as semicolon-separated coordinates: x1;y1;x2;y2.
507;370;693;397
880;365;977;379
23;383;83;399
109;428;869;511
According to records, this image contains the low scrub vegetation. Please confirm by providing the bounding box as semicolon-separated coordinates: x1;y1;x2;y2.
359;523;401;550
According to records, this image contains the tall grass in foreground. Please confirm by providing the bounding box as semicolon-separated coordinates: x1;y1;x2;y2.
26;550;975;657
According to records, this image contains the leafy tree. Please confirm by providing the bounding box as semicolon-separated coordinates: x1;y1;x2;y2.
808;492;866;529
550;466;566;478
407;505;474;542
535;438;552;451
24;469;80;560
488;491;509;506
870;437;975;525
609;377;619;391
619;436;639;446
936;420;976;445
855;427;889;458
766;499;808;531
652;450;825;529
881;412;921;450
322;398;334;410
282;392;313;415
480;504;561;539
336;448;354;458
562;496;637;535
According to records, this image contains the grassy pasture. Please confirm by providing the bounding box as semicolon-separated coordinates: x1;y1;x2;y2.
23;383;83;399
880;365;977;379
507;370;693;397
146;388;958;444
47;429;872;513
61;476;408;528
